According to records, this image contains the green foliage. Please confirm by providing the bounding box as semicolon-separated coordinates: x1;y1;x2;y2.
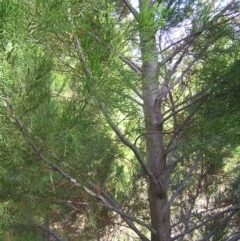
0;0;240;240
0;0;134;239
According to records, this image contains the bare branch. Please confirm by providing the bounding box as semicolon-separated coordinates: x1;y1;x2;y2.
115;89;143;106
226;232;240;241
181;177;202;238
120;56;142;74
161;93;205;126
158;40;210;102
121;218;150;241
131;86;143;99
122;0;139;20
50;163;156;236
100;102;158;186
160;0;237;67
73;36;92;78
53;165;156;237
168;157;200;206
31;219;65;241
210;0;237;23
199;210;238;241
162;91;204;117
159;33;199;56
172;204;236;229
2;191;89;206
171;206;240;240
87;181;157;235
165;49;207;94
170;43;191;76
159;31;203;67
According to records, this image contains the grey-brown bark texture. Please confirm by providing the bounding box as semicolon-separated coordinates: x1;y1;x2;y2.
139;1;170;239
142;56;170;241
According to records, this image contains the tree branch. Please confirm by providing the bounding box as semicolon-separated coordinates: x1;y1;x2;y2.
199;210;238;241
2;191;89;206
88;181;157;235
160;93;205;126
1;87;155;238
171;204;235;229
122;0;139;20
171;206;240;240
159;32;201;67
120;56;142;74
100;102;158;186
169;43;192;77
115;89;143;106
31;219;65;241
168;157;200;206
50;162;154;235
162;91;204;117
159;0;237;68
226;232;240;241
162;45;208;97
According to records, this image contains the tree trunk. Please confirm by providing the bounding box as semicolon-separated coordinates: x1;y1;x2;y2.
139;2;170;240
142;59;170;241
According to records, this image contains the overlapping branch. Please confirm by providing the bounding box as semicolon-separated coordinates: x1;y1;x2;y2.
171;206;240;240
1;87;155;240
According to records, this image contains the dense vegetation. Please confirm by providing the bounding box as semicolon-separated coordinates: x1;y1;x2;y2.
0;0;240;240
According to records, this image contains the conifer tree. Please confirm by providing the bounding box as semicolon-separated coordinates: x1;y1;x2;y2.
0;0;240;240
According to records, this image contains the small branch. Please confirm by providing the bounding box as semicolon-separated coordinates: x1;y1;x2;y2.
199;210;238;241
171;204;236;229
51;164;156;236
159;32;201;67
181;179;202;238
121;217;150;241
166;138;177;175
31;219;65;241
100;102;158;186
67;8;92;79
131;86;143;99
160;0;236;67
88;182;157;235
170;43;191;77
210;0;237;23
162;91;203;117
120;56;142;74
168;157;200;206
160;93;205;125
122;0;139;20
115;90;143;106
158;40;209;102
171;206;240;240
73;36;92;78
159;33;198;56
165;88;178;174
167;48;207;92
4;191;89;206
45;151;156;237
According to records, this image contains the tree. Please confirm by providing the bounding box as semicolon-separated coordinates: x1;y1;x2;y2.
0;0;240;240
